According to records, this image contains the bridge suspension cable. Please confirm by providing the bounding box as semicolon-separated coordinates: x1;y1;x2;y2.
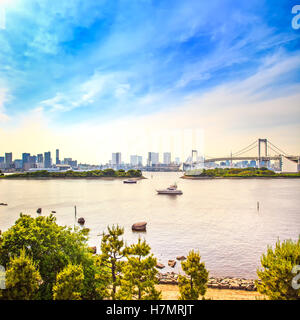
268;140;288;156
232;140;257;156
268;145;281;155
235;144;258;156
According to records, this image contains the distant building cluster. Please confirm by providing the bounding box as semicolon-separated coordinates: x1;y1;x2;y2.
0;149;79;172
101;152;181;171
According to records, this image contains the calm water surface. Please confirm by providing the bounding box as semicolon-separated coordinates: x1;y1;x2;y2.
0;172;299;278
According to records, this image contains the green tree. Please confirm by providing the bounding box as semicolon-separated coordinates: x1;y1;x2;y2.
117;238;161;300
0;214;107;300
4;248;41;300
98;225;126;299
53;264;84;300
256;238;300;300
178;250;208;300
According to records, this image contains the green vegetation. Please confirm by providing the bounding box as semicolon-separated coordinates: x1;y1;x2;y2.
0;214;109;300
185;167;300;178
117;238;161;300
0;216;160;300
2;248;41;300
53;264;84;300
256;238;300;300
98;225;127;300
178;250;208;300
1;169;143;179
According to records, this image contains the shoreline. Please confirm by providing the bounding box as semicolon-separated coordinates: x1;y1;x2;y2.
181;175;300;179
0;176;147;180
157;272;257;291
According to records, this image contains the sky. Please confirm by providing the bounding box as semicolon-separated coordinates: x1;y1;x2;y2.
0;0;299;164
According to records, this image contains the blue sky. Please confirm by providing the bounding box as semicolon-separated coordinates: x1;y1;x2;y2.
0;0;300;163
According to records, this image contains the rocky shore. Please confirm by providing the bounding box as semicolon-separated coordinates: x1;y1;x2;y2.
157;272;258;291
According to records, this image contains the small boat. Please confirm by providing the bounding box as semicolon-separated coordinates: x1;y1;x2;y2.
156;184;183;195
123;179;137;184
0;203;8;206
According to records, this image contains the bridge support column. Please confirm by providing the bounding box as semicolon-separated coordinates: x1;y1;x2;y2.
258;138;267;168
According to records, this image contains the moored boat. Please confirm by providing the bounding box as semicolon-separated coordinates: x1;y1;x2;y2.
156;184;183;195
123;179;137;184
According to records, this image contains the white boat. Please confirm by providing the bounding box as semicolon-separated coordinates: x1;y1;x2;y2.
123;179;137;184
156;184;183;195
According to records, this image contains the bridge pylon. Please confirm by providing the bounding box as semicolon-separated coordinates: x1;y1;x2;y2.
258;138;268;168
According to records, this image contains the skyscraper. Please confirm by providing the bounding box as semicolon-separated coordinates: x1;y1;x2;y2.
130;155;143;167
22;153;30;170
5;152;13;168
44;151;52;168
163;152;171;165
37;154;43;163
112;152;121;166
147;152;159;166
22;153;30;164
56;149;60;164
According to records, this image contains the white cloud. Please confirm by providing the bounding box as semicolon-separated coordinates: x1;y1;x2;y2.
39;71;132;112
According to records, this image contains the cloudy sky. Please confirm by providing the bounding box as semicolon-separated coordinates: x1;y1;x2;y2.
0;0;299;164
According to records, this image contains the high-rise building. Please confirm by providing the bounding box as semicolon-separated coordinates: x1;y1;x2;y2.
44;152;52;168
130;155;143;167
5;152;13;168
63;158;77;168
147;152;159;166
22;153;30;166
56;149;60;165
14;159;23;169
37;154;43;163
112;152;121;166
137;156;143;166
163;152;171;165
29;155;36;164
0;157;4;170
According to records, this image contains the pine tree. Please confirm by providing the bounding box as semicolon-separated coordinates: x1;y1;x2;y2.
178;250;208;300
53;264;84;300
256;237;300;300
98;225;126;299
4;248;42;300
117;238;161;300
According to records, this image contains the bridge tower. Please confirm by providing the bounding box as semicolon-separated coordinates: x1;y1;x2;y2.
258;138;268;168
191;150;198;169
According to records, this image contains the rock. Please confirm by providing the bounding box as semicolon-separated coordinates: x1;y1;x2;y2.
156;263;165;269
37;208;42;214
176;256;186;261
78;217;85;225
51;210;56;213
89;246;97;254
132;222;147;231
0;203;8;206
168;260;176;268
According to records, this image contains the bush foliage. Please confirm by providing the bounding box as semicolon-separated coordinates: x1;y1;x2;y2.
256;238;300;300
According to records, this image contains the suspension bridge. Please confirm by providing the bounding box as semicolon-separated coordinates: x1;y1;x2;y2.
188;139;300;168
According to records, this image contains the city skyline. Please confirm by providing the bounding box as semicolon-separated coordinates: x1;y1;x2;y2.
0;1;299;163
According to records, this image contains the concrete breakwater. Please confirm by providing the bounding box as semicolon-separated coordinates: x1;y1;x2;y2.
157;272;258;291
